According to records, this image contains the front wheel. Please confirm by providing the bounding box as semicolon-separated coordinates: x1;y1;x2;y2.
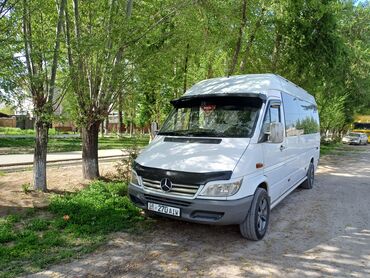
301;161;315;189
239;188;270;240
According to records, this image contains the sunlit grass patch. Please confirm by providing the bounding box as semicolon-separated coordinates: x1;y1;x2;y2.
0;180;146;278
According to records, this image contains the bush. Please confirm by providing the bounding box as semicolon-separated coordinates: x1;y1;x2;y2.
115;145;139;183
0;223;16;243
26;219;49;231
49;181;143;235
0;181;146;277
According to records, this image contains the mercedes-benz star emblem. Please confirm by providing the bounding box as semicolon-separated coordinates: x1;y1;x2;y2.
160;178;172;192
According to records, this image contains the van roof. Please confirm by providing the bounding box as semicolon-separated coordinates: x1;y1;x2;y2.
184;74;316;105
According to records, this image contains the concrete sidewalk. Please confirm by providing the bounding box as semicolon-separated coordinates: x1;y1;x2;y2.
0;149;126;167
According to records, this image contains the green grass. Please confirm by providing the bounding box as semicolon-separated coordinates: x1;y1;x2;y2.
0;127;67;136
320;142;342;156
0;136;149;154
0;180;146;278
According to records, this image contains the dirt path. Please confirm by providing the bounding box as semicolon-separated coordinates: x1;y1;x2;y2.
0;162;117;216
28;145;370;277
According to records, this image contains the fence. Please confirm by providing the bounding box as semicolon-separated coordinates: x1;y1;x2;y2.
0;117;16;128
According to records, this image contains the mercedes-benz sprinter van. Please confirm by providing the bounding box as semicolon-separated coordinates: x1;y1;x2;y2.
129;74;320;240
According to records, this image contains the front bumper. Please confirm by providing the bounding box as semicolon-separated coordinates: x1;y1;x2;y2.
128;184;253;225
342;139;360;144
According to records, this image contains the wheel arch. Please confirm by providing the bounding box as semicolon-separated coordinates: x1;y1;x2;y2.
257;182;268;193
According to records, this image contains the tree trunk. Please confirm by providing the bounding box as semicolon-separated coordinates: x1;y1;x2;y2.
228;0;247;76
82;122;100;179
105;115;109;135
129;122;133;137
33;119;49;191
239;7;265;72
118;109;123;135
183;43;190;93
271;32;282;72
126;0;133;17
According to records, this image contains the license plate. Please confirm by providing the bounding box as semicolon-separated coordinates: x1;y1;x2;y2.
147;202;180;217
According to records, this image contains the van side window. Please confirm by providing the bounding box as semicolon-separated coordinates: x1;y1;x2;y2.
260;103;281;142
282;93;319;136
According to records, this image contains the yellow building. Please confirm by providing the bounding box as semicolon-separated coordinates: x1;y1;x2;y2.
353;115;370;142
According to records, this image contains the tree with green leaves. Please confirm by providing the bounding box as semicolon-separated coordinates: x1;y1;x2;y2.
1;0;66;191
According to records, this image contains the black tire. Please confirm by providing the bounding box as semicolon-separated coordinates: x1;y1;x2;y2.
301;161;314;189
239;188;270;240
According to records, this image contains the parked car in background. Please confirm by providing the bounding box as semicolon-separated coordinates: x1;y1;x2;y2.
352;115;370;143
128;74;320;241
342;132;368;145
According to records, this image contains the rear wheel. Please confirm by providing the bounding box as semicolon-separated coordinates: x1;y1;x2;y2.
301;161;314;189
239;188;270;240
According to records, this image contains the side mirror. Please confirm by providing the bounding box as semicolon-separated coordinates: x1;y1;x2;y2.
267;122;284;143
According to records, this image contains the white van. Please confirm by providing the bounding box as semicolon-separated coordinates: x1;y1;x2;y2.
129;74;320;240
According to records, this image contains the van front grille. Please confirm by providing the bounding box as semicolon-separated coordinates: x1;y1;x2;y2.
144;194;192;207
142;178;200;197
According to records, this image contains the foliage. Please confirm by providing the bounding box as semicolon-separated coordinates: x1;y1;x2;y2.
296;117;320;135
0;105;14;115
1;0;370;144
21;183;31;194
0;181;146;278
115;142;140;183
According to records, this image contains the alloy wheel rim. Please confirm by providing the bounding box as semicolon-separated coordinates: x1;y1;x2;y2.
309;165;314;185
257;198;268;233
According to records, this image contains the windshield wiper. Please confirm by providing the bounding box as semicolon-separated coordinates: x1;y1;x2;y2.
157;131;186;136
159;129;221;137
179;129;222;137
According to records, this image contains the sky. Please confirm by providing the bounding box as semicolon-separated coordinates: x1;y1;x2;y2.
354;0;369;6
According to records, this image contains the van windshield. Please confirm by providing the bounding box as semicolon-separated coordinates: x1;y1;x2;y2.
159;97;262;138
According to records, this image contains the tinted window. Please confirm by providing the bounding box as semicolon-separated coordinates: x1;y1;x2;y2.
354;123;370;130
282;93;319;136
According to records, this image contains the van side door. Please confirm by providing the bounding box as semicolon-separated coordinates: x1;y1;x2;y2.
260;100;287;203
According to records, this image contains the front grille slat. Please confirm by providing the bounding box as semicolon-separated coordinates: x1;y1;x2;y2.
143;178;160;185
145;184;161;190
170;187;197;194
144;194;191;207
172;183;199;189
143;182;161;189
142;177;200;197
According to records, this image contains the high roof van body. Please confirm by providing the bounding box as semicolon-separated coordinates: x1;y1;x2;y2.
129;74;320;240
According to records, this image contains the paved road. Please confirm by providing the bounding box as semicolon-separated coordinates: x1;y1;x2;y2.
0;149;126;167
29;145;370;278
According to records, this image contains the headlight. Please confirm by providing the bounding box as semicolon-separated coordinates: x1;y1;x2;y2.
130;171;141;186
199;178;243;197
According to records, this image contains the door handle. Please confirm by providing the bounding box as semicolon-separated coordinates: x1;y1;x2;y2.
280;145;286;151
